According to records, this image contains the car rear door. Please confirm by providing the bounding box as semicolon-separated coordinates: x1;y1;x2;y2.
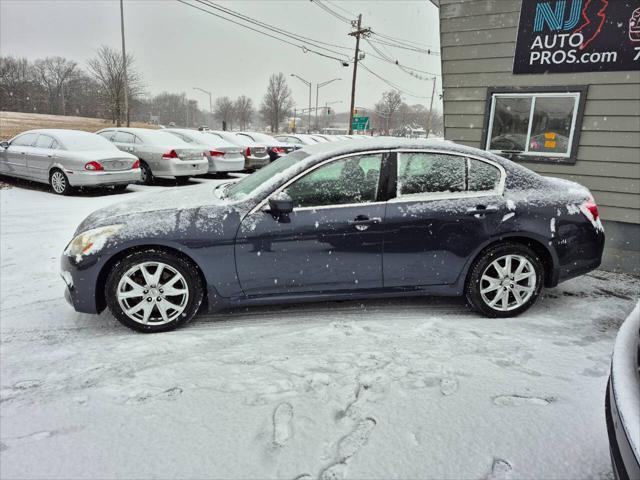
235;151;390;296
383;150;507;287
28;134;56;181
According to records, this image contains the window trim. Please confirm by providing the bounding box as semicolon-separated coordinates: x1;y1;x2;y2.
390;149;506;204
481;85;588;165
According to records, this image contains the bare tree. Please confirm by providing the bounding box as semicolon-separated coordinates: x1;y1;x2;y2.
33;57;77;115
214;96;235;130
374;90;403;134
87;45;143;126
260;73;293;133
234;95;254;130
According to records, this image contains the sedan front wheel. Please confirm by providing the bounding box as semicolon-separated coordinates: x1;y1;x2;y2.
105;250;204;332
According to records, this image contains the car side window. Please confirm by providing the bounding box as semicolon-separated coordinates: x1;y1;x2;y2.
285;154;382;208
398;152;466;195
468;158;501;192
113;131;135;144
134;135;144;144
237;133;253;142
34;134;54;149
98;131;114;141
11;133;37;147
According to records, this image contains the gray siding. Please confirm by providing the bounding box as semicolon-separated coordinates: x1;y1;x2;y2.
439;0;640;224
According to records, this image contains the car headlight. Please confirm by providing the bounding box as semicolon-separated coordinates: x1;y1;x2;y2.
65;224;123;259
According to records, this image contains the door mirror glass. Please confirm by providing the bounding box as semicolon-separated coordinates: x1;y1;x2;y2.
268;192;294;217
0;141;9;149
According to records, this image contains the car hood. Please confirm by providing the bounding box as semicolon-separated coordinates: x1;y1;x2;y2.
74;183;244;239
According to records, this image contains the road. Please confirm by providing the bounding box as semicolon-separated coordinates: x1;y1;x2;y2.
1;175;638;479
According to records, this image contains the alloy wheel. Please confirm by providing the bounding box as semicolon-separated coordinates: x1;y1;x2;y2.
51;171;66;194
116;261;189;325
480;254;537;312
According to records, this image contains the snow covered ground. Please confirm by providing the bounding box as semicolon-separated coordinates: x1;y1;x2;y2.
1;176;638;480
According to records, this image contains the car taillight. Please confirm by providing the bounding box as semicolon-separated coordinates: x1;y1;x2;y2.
209;150;225;157
583;199;599;221
162;149;179;159
132;159;140;169
271;147;285;154
84;161;104;171
245;147;251;157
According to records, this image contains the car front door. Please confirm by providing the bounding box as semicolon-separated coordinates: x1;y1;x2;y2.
28;134;56;181
2;133;37;178
235;152;389;296
383;151;506;287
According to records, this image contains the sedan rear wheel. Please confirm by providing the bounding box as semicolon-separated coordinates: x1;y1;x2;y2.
138;161;153;185
50;169;72;195
466;243;543;318
105;250;204;332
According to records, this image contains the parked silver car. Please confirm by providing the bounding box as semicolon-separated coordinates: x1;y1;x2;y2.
96;127;209;184
0;129;140;195
208;130;269;171
164;129;244;173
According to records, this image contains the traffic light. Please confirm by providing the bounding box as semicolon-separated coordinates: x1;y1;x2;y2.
326;107;333;115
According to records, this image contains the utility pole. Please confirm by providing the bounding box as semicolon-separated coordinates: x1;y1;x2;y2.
119;0;129;127
348;14;370;135
427;76;436;138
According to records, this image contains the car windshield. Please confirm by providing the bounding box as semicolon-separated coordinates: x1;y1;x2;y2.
224;150;310;200
61;132;119;151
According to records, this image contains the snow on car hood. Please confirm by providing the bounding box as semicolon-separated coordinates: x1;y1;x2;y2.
74;183;241;239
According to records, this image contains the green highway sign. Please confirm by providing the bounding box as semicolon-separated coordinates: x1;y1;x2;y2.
351;116;370;130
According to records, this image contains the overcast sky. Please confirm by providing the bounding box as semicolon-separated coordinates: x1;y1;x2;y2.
0;0;441;113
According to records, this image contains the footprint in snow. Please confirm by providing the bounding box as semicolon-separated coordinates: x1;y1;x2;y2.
486;458;512;480
292;474;313;480
338;417;377;460
492;395;554;406
320;462;348;480
440;376;458;396
273;402;294;447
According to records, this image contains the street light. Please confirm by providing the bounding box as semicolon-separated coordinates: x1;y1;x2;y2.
290;74;312;133
193;87;213;115
315;78;341;131
322;100;342;132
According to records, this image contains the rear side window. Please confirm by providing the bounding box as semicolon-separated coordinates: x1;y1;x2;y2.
34;134;55;149
113;131;135;144
11;133;37;147
397;152;501;197
98;131;114;141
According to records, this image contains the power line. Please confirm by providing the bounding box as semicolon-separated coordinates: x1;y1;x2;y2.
370;31;439;51
359;62;431;100
323;0;356;19
177;0;350;64
369;37;440;56
364;39;439;79
310;0;353;25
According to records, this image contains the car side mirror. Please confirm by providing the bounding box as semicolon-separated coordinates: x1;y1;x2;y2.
267;192;294;221
0;141;9;149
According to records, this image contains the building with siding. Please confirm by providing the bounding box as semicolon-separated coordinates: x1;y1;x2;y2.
436;0;640;274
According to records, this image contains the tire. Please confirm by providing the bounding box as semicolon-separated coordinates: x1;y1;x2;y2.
175;176;191;185
105;249;204;333
138;161;153;185
49;169;73;195
465;242;543;318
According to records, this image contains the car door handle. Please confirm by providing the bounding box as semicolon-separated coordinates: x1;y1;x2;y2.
348;216;381;231
466;206;498;216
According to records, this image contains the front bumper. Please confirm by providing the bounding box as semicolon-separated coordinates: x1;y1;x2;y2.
66;168;141;187
606;377;640;480
60;252;103;314
244;155;270;170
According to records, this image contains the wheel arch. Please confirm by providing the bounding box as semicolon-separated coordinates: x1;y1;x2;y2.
95;243;209;312
461;233;558;290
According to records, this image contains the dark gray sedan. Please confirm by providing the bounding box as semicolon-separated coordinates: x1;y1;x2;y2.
0;129;140;195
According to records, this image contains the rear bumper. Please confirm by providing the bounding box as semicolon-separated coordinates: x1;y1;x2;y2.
606;377;640;480
245;156;270;169
157;159;209;177
67;169;141;187
210;156;245;172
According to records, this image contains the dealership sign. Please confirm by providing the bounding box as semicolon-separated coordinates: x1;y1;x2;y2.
513;0;640;74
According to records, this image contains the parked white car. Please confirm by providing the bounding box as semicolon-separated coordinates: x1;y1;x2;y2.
96;128;209;184
0;129;140;195
164;129;245;173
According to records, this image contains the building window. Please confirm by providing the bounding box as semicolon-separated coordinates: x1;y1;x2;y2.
485;91;583;163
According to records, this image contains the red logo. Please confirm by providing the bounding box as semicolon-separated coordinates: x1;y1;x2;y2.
573;0;609;50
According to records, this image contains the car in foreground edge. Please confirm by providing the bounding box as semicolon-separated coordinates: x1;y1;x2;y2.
60;138;605;332
606;303;640;480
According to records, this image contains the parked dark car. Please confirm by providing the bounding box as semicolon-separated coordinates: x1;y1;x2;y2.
60;138;604;332
236;132;299;162
605;304;640;480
